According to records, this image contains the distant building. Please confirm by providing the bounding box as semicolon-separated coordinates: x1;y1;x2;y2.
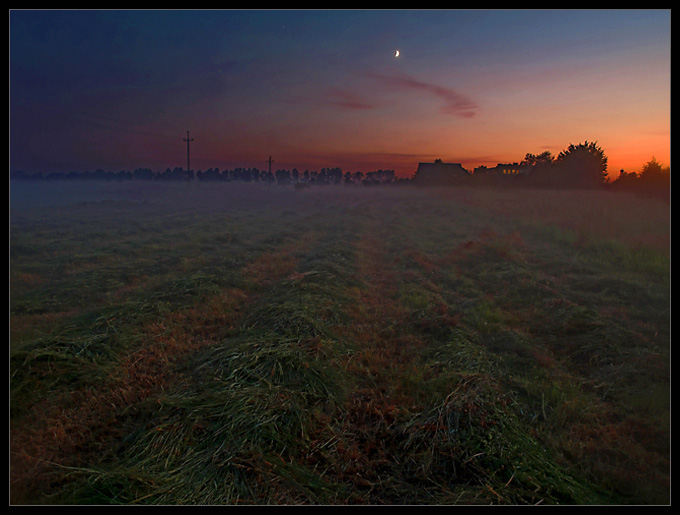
473;162;528;176
413;160;470;186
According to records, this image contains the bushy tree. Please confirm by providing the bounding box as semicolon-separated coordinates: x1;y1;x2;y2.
522;151;554;168
639;156;670;187
613;169;639;188
520;151;555;186
555;141;608;187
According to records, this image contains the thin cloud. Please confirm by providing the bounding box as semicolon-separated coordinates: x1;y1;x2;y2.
371;72;479;118
316;73;478;118
323;88;379;110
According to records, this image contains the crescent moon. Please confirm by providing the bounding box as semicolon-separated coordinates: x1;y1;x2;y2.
395;50;400;57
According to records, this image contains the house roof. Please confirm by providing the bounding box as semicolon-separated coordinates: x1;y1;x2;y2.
414;161;470;184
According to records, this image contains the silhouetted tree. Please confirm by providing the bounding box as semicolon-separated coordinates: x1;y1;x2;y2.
197;168;222;181
133;167;154;180
612;169;639;188
522;151;554;168
519;151;555;187
555;141;608;187
275;169;290;184
639;156;670;187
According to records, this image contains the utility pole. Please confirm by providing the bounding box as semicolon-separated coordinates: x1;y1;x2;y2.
268;156;274;175
183;130;194;180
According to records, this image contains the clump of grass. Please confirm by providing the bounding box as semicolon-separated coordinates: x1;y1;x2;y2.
73;329;349;504
400;330;609;505
241;278;352;339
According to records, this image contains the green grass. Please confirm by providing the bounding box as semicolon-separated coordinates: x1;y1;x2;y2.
10;181;670;505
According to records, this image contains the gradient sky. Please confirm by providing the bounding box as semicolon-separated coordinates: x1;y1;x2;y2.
10;9;671;178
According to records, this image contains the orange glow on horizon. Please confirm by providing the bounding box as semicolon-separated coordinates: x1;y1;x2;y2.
192;137;670;180
10;10;670;180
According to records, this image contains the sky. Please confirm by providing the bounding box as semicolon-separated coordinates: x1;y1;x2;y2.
10;9;671;178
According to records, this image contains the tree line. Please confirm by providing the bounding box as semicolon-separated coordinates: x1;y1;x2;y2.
9;141;669;196
511;141;669;194
9;165;403;186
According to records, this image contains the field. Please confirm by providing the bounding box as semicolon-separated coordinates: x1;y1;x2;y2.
10;180;670;505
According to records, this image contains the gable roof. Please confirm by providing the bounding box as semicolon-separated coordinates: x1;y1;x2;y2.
414;161;470;185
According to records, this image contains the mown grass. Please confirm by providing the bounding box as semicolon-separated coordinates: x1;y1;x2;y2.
10;182;669;505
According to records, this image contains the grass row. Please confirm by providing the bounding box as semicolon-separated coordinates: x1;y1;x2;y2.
10;183;669;504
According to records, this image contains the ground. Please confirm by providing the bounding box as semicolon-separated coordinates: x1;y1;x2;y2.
10;181;670;505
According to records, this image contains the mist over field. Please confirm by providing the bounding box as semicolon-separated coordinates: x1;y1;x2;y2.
10;180;669;505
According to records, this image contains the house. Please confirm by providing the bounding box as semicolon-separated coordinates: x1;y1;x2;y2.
413;160;470;186
473;163;528;176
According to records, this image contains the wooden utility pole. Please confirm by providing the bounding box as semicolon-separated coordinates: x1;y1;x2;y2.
268;156;274;175
183;130;194;180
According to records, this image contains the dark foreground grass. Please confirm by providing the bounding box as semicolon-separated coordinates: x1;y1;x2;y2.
10;181;669;505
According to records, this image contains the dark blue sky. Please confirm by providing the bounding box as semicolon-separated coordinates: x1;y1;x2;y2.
10;9;670;176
